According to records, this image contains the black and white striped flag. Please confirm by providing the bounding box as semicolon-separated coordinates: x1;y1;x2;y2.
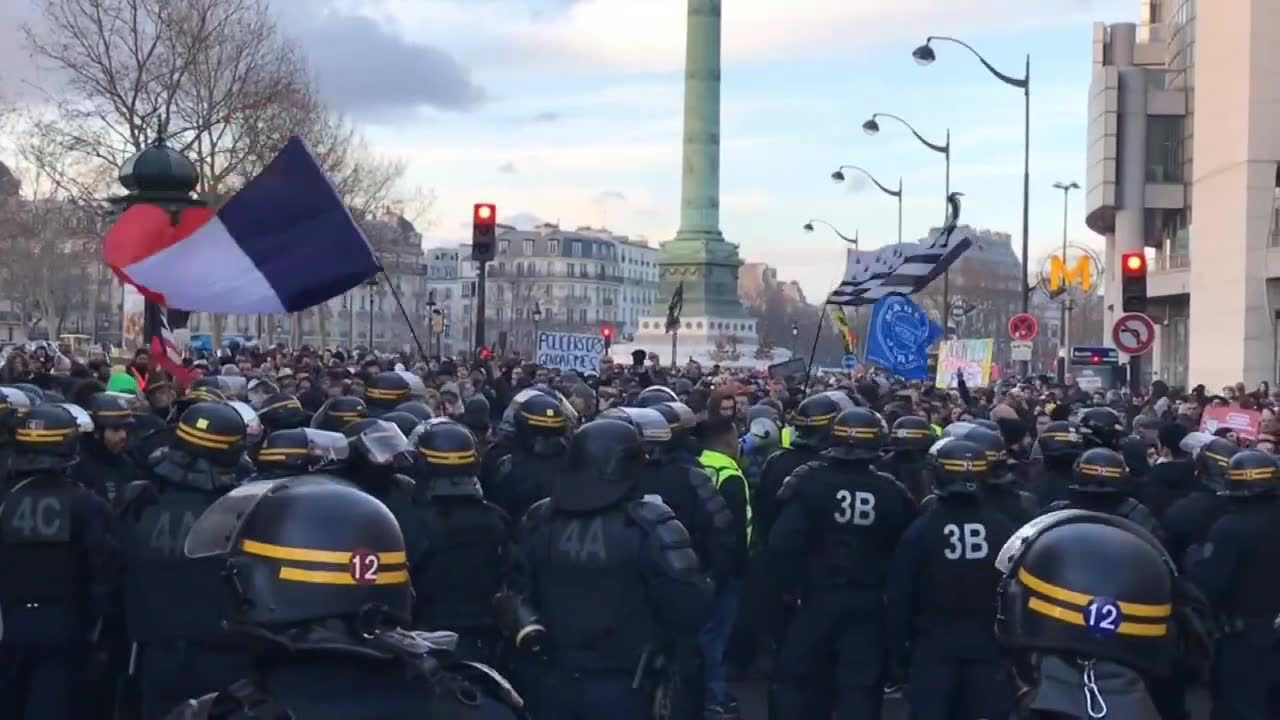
826;193;974;306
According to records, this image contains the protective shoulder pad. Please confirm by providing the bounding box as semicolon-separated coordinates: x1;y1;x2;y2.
761;448;791;476
626;498;700;576
626;497;678;528
689;467;732;527
389;473;417;502
777;460;820;502
120;480;159;519
496;454;514;478
920;493;938;513
1018;490;1040;517
521;497;553;531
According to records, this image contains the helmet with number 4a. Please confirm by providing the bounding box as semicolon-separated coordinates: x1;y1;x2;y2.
891;416;936;453
1038;421;1085;461
10;404;82;472
1221;450;1280;498
1070;448;1131;494
792;391;855;450
185;475;412;630
927;438;988;497
1078;407;1126;449
825;407;888;461
994;510;1176;677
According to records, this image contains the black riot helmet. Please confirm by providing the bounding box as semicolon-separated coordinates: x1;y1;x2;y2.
343;418;413;468
927;438;988;497
1038;421;1085;461
497;386;576;441
12;383;45;406
1069;447;1131;494
552;419;645;513
415;418;483;498
0;386;33;438
652;401;698;456
971;418;1001;433
1186;434;1239;492
995;510;1176;677
87;392;136;429
255;429;350;476
10;404;82;472
956;426;1016;486
394;401;434;424
514;393;570;456
891;415;936;453
1079;407;1126;450
258;393;312;434
365;371;412;411
175;383;227;415
792;391;855;449
599;407;672;460
379;411;422;441
185;475;412;629
1222;450;1280;498
311;396;368;433
824;407;888;462
634;385;679;408
174;401;248;467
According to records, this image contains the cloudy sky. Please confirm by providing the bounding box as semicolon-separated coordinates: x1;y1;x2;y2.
3;0;1139;301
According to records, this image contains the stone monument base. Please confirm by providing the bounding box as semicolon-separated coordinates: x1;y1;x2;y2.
609;314;793;370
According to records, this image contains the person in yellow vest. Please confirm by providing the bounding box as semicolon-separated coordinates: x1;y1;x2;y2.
698;416;751;719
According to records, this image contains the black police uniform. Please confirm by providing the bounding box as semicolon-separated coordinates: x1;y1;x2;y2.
163;475;525;720
512;419;714;720
1026;421;1085;507
486;394;569;523
942;425;1039;526
73;393;143;509
1162;437;1238;569
0;405;116;720
882;415;936;503
364;370;412;418
118;402;252;719
1044;448;1166;545
995;511;1178;720
768;408;916;719
1187;451;1280;720
755;391;853;546
886;438;1017;720
0;386;33;494
400;419;514;664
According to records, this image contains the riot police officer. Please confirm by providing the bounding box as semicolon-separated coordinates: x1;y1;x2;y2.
1044;447;1166;544
118;401;252;719
0;386;33;492
310;396;368;433
0;404;115;720
394;400;435;424
256;393;311;436
400;418;514;664
755;390;854;544
165;475;525;719
995;511;1177;719
336;418;416;513
73;392;142;508
486;393;569;523
946;425;1039;525
883;415;936;502
511;419;714;719
633;384;680;409
365;370;413;417
885;438;1017;719
1027;420;1085;507
1078;406;1127;450
1187;450;1280;720
768;407;916;719
650;400;702;470
251;428;349;479
1163;433;1238;569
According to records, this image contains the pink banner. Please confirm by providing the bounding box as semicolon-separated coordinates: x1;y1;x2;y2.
1200;406;1262;440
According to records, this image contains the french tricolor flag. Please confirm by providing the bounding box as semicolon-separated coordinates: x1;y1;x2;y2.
104;137;380;314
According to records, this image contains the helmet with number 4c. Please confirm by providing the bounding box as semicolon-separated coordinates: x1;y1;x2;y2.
185;474;412;629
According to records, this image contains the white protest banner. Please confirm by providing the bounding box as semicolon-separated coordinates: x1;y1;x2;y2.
536;331;605;373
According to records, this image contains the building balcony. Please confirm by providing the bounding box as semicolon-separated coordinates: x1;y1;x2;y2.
1148;252;1190;298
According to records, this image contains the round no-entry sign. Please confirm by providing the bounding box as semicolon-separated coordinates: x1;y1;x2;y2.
1112;313;1156;355
1008;313;1039;342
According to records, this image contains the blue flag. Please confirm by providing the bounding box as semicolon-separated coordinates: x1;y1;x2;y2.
864;295;943;380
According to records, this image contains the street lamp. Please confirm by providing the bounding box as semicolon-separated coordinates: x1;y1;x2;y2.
1052;180;1080;383
425;289;437;358
913;35;1030;318
364;276;379;351
532;302;543;355
862;112;954;335
803;219;859;246
790;321;799;354
831;165;903;243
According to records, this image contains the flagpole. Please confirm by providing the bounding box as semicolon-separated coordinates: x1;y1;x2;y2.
378;267;428;359
801;304;830;397
671;328;678;372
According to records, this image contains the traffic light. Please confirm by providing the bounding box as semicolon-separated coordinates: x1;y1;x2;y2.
601;325;613;351
478;346;493;361
1120;251;1147;313
471;203;497;262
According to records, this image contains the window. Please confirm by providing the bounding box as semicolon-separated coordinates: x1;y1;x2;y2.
523;239;534;255
496;308;504;321
548;239;560;255
1146;116;1184;182
579;309;587;323
567;262;575;277
570;240;581;257
445;288;453;300
499;240;510;255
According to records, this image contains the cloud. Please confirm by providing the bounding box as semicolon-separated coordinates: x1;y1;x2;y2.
530;111;562;123
504;211;548;229
593;190;626;204
497;160;518;174
270;2;485;117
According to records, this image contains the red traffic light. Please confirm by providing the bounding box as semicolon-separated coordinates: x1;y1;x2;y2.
1121;252;1146;276
479;346;493;361
474;203;496;223
601;326;613;339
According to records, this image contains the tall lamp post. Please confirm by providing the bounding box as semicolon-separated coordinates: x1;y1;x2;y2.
532;302;543;357
803;219;859;246
863;113;953;334
425;290;437;359
790;321;799;354
913;36;1030;316
1052;181;1080;383
364;276;379;351
831;165;902;244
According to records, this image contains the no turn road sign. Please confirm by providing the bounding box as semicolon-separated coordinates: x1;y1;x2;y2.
1008;313;1039;342
1112;312;1156;355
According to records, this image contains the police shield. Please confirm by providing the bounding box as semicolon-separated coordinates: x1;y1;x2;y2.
354;420;412;466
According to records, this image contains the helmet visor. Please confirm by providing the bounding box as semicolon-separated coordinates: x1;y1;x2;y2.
228;401;263;446
1179;431;1215;458
356;420;412;465
185;479;282;558
301;429;351;464
217;376;248;401
994;510;1074;575
396;371;428;399
56;403;95;433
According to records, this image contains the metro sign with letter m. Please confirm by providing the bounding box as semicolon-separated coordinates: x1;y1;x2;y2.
1043;254;1095;297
